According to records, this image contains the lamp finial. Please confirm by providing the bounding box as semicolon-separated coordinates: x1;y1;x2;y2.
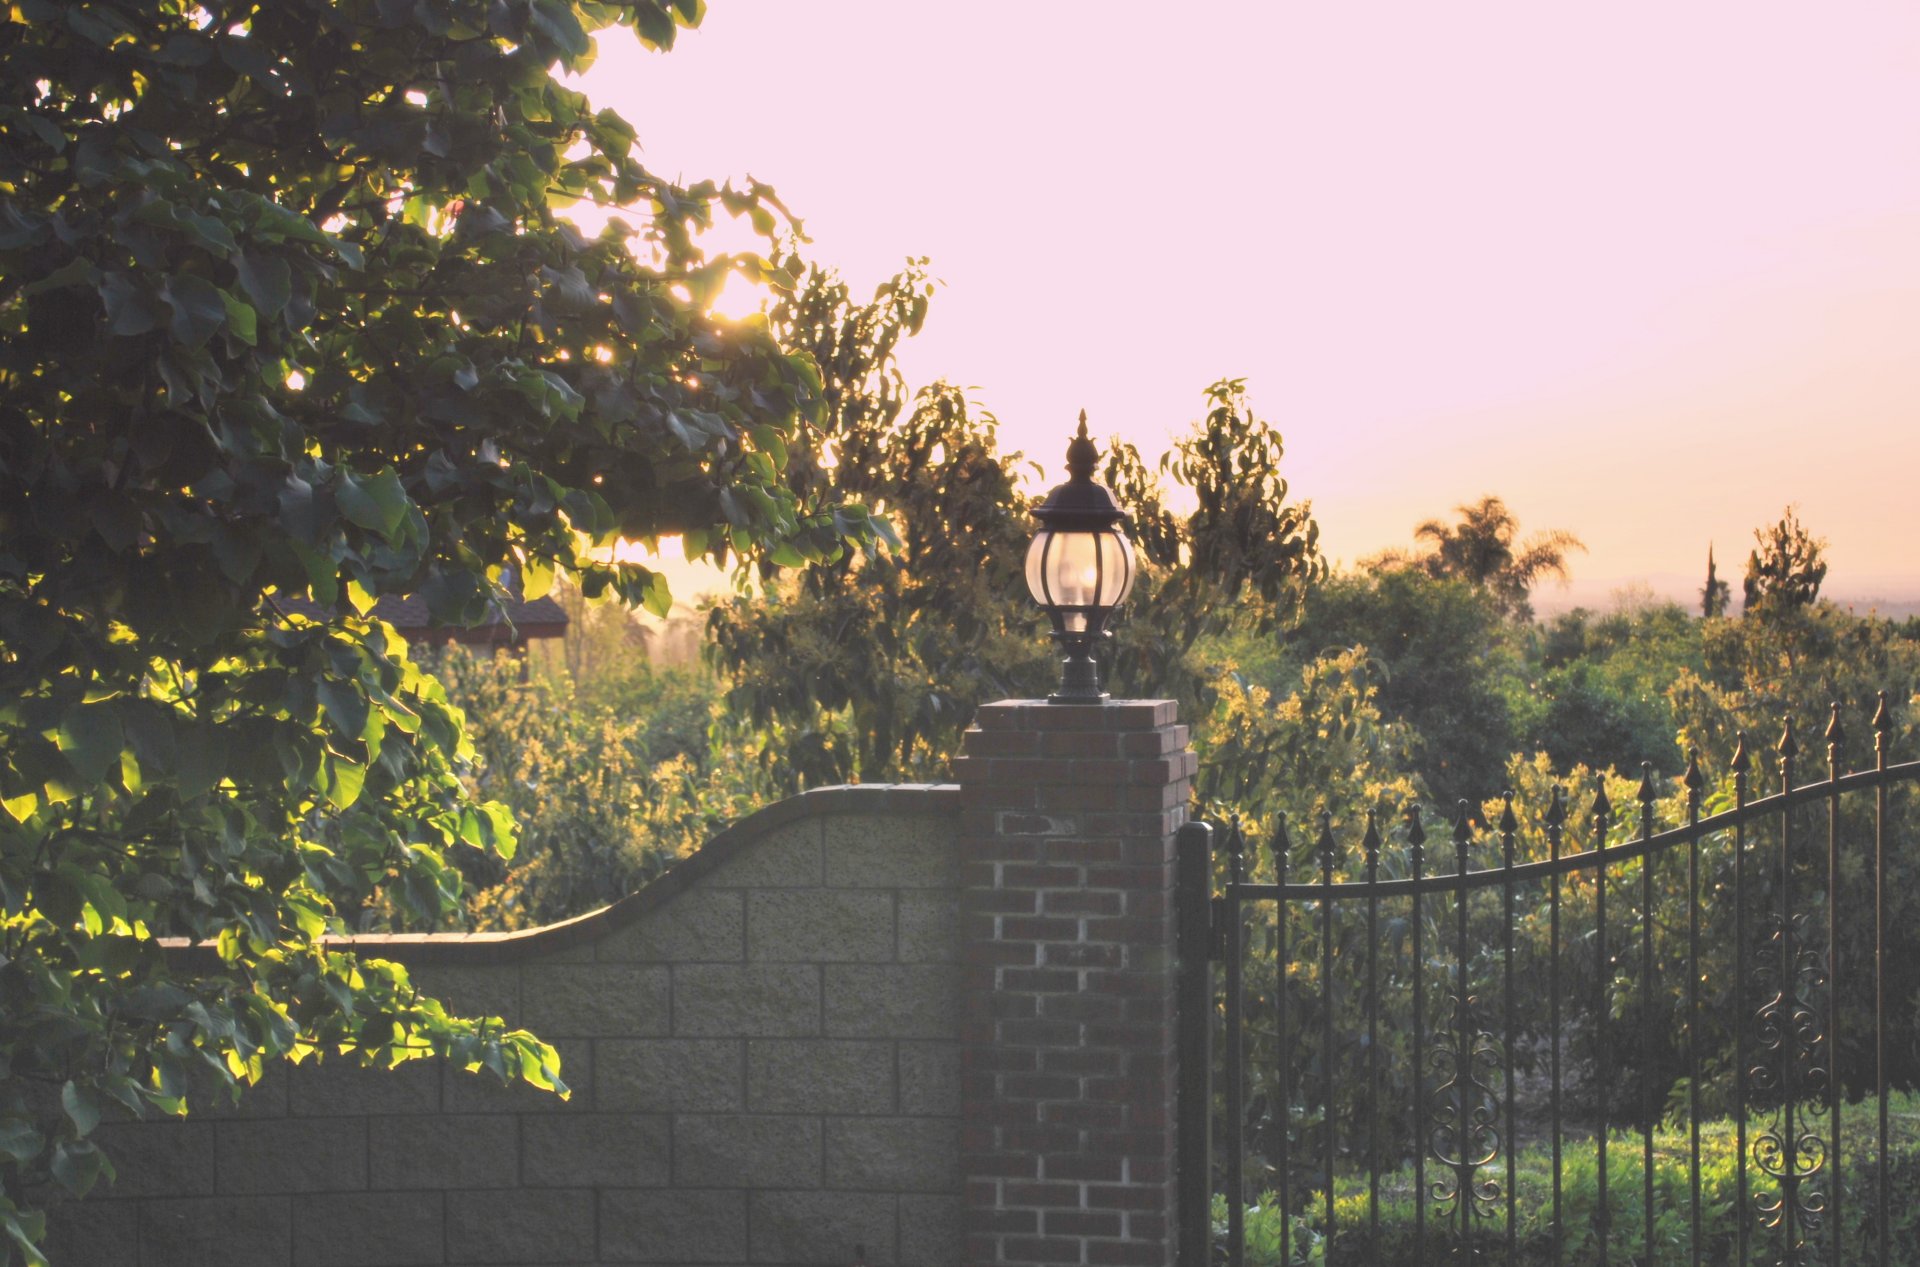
1066;411;1098;481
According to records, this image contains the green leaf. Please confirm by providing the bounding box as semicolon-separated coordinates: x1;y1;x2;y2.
234;251;292;318
337;468;409;539
219;289;257;345
323;755;366;810
0;1118;45;1164
61;1082;99;1137
56;702;124;786
49;1138;111;1197
162;275;228;347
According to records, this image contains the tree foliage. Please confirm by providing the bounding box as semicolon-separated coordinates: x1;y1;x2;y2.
1741;505;1826;621
1374;495;1584;619
0;2;871;1252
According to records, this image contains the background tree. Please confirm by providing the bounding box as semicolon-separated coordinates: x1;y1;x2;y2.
1742;505;1827;619
0;2;873;1251
1701;544;1731;618
1373;494;1584;619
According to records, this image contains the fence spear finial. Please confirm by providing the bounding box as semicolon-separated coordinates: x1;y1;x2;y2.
1361;809;1381;864
1544;784;1567;830
1731;731;1751;774
1682;749;1704;805
1404;804;1426;859
1874;690;1892;761
1778;715;1798;759
1269;812;1290;876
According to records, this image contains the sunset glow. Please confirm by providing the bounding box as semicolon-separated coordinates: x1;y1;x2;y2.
579;3;1920;606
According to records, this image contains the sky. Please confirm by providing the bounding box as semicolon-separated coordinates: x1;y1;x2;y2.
577;3;1920;605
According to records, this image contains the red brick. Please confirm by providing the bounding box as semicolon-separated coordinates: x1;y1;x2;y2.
1043;943;1124;970
1043;1100;1124;1128
1003;1238;1085;1263
1002;1073;1083;1100
997;1019;1082;1047
1044;1210;1123;1237
1000;916;1079;941
1044;889;1124;916
964;1047;1040;1072
1001;1126;1083;1153
1001;968;1080;993
962;729;1043;757
969;889;1040;914
1128;1213;1168;1239
979;1208;1040;1233
1044;1153;1124;1181
1003;863;1084;888
1041;1050;1124;1077
1039;729;1127;758
988;993;1039;1019
1042;839;1125;864
1040;992;1124;1022
1085;1184;1163;1210
1003;1181;1083;1207
1088;1238;1166;1264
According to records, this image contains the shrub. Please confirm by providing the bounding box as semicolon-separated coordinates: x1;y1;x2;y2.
1216;1092;1920;1265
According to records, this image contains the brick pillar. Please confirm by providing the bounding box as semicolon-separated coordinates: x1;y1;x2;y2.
953;699;1195;1266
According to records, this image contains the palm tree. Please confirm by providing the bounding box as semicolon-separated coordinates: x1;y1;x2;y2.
1376;495;1584;618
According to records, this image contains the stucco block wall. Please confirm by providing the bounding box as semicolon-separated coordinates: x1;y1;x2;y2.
48;785;963;1267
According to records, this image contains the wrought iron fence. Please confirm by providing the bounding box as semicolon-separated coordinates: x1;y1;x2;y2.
1176;697;1920;1266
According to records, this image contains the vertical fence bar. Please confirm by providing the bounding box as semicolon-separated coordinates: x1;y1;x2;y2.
1638;764;1657;1265
1363;812;1381;1255
1223;817;1246;1267
1409;806;1428;1267
1452;802;1475;1252
1593;781;1613;1267
1547;787;1566;1267
1873;694;1890;1266
1825;705;1844;1266
1732;735;1751;1267
1269;817;1292;1267
1684;752;1705;1267
1318;812;1337;1249
1175;822;1215;1267
1500;793;1518;1263
1779;720;1800;1259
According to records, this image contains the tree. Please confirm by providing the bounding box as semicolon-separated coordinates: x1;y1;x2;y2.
1742;506;1826;619
1374;495;1584;619
1701;544;1731;618
707;269;1325;789
0;3;873;1251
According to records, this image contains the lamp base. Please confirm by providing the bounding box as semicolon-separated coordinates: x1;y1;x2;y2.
1047;646;1107;704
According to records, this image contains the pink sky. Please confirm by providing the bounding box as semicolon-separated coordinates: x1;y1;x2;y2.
580;3;1920;599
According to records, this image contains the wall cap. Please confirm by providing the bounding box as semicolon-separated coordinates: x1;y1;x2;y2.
163;783;958;968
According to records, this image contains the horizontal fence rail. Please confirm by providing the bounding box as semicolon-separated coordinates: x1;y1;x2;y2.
1180;698;1920;1267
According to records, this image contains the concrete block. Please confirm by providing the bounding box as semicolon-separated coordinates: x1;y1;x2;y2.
748;1190;895;1264
896;891;959;963
598;888;744;962
746;1039;894;1114
44;1197;138;1266
521;1113;668;1187
672;964;820;1036
824;965;959;1039
94;1120;215;1197
825;813;958;888
193;1062;289;1118
292;1191;446;1266
291;1057;440;1117
368;1114;518;1189
598;1038;743;1112
216;1117;366;1194
141;1196;292;1267
898;1041;960;1116
600;1188;747;1263
673;1114;821;1188
824;1117;961;1193
747;889;894;962
442;1038;590;1114
445;1189;595;1265
705;818;822;888
520;964;669;1037
898;1193;964;1267
407;964;520;1022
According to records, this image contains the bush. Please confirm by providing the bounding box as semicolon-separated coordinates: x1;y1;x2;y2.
1216;1092;1920;1265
